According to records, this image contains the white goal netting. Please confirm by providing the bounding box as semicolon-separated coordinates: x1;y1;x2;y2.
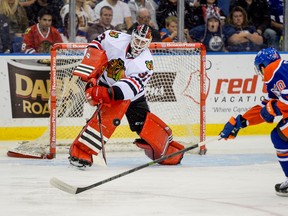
8;42;207;159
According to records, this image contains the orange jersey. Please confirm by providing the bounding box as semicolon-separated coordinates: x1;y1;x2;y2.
22;23;63;54
244;59;288;125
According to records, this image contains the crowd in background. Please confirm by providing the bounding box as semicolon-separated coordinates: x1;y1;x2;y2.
0;0;284;53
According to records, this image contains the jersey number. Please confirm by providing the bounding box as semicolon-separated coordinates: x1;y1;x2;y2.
276;80;286;92
138;72;151;82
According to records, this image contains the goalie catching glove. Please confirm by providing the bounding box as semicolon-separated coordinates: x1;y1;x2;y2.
220;115;247;139
85;81;114;106
260;99;281;123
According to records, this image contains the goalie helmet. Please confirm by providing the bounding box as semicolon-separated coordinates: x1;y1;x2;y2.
254;47;281;78
131;24;152;58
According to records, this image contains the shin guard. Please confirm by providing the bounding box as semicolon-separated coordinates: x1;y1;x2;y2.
135;113;184;165
69;100;130;165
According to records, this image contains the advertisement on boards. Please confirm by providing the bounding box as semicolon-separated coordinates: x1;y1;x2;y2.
7;59;50;118
205;54;269;123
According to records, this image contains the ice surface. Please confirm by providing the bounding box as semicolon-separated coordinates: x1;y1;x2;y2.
0;136;287;216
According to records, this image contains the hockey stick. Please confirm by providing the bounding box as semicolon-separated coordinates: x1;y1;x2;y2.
85;104;107;167
96;103;107;165
50;136;219;194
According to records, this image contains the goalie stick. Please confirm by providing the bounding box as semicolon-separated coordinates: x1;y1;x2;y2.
96;103;107;165
50;136;219;195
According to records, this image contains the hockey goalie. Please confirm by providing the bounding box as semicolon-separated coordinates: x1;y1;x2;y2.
69;24;185;168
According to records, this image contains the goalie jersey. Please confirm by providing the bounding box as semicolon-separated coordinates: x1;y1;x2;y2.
89;30;154;102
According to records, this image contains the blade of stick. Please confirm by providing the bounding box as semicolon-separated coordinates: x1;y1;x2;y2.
50;137;219;194
50;177;77;194
93;151;107;167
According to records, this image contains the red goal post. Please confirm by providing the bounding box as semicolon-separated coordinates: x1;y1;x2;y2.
8;42;207;159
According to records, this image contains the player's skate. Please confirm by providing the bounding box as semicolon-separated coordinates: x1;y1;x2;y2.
275;178;288;197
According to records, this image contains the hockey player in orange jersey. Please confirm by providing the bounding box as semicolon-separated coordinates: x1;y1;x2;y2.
219;47;288;197
68;24;185;169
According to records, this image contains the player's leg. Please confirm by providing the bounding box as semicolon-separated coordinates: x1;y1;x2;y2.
126;97;184;165
69;100;130;167
270;119;288;196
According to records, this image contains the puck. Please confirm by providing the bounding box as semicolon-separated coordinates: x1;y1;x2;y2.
113;118;121;126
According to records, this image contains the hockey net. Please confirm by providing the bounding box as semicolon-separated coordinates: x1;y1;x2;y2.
7;42;207;159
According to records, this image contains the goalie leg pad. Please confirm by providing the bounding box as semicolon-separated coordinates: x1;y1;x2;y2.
69;144;93;167
69;100;130;165
134;139;184;165
137;112;184;165
73;47;108;81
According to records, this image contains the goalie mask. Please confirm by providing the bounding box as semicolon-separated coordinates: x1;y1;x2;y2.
254;47;281;78
130;24;152;58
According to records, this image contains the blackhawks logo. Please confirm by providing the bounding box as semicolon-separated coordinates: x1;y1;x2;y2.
145;60;153;70
109;30;120;38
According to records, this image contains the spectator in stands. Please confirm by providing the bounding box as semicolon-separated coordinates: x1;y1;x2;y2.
156;0;196;30
267;0;283;50
19;0;36;8
226;6;263;52
87;5;115;42
0;14;11;53
127;7;161;42
1;0;28;52
200;0;226;25
189;6;237;52
86;0;98;9
58;12;88;43
21;7;63;54
229;0;278;49
60;0;96;33
160;15;192;42
94;0;133;32
217;0;230;16
128;0;159;30
182;0;206;29
26;0;64;28
0;0;28;53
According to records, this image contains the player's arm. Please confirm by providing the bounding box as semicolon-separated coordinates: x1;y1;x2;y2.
277;89;288;119
220;99;282;139
84;57;127;106
85;78;114;106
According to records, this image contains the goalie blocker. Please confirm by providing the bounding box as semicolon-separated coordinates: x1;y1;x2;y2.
70;104;184;167
73;47;108;82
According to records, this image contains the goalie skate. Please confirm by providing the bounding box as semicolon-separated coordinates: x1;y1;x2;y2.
275;178;288;197
69;156;92;168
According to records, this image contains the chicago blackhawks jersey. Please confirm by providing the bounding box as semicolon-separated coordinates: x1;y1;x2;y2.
21;23;63;54
89;30;154;102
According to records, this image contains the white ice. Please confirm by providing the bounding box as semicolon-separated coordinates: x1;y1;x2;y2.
0;136;287;216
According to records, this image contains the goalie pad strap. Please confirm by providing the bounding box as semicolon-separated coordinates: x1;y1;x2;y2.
73;47;108;82
70;100;130;158
137;113;184;165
